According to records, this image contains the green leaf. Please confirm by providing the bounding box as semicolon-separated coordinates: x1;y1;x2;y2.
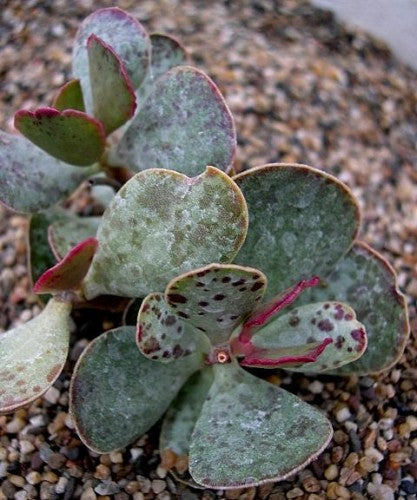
189;362;332;488
34;238;98;294
111;66;236;176
0;298;71;413
83;167;248;299
14;108;106;166
297;242;410;374
48;215;101;260
241;302;367;372
160;368;213;459
69;326;202;453
87;35;136;134
137;293;207;362
233;164;360;299
52;79;85;112
72;7;150;113
0;131;98;213
165;264;266;345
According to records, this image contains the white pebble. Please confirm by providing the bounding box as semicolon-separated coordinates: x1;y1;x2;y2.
336;406;351;423
308;380;323;394
55;476;68;494
44;387;60;405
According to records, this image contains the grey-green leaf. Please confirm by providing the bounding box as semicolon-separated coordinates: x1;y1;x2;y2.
189;362;332;489
233;164;360;299
0;299;71;413
83;167;248;299
69;326;201;453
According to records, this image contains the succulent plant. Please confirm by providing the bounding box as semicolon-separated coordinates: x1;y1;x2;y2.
0;7;410;491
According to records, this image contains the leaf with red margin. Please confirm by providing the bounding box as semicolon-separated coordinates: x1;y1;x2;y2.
87;35;136;134
34;237;98;294
52;79;85;112
14;108;106;166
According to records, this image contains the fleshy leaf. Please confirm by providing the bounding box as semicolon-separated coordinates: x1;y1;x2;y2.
239;302;367;372
137;293;206;362
0;299;71;413
0;131;97;213
111;66;236;176
160;368;214;464
69;326;201;453
165;264;266;345
52;79;85;112
34;238;98;294
189;362;332;488
72;7;150;112
296;242;410;374
48;216;101;260
83;167;248;299
87;35;136;134
14;108;106;166
233;164;360;299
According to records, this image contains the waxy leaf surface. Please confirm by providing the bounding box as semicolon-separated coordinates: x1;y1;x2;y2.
113;66;236;176
49;216;101;260
0;299;71;413
72;7;150;112
52;79;85;112
234;164;360;299
189;362;332;488
166;264;266;345
88;35;136;134
297;242;409;374
0;131;97;213
15;108;105;166
70;326;201;453
248;302;367;372
84;167;248;299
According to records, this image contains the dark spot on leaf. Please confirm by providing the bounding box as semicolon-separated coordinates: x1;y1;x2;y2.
289;316;300;327
311;318;316;325
199;301;209;307
239;287;247;292
222;276;231;283
165;315;176;326
347;347;353;352
318;319;334;332
196;282;205;287
335;335;345;349
232;279;246;287
251;281;264;292
173;345;184;358
214;294;225;301
177;311;189;319
344;313;353;321
324;303;330;309
197;326;207;332
168;293;187;304
33;385;42;393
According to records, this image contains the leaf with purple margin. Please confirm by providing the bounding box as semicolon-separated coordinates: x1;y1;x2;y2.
295;242;410;374
189;362;332;489
0;298;71;413
87;35;136;134
72;7;150;112
69;326;202;453
233;164;360;300
112;66;236;176
0;131;98;213
83;167;248;299
52;79;85;112
137;293;208;363
244;302;367;372
165;264;266;345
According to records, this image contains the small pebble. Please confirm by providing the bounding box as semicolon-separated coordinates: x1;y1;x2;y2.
151;479;166;494
26;471;41;485
43;387;60;405
80;487;97;500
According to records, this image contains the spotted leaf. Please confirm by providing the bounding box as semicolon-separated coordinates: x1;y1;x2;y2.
52;79;85;112
111;66;236;176
189;362;332;489
83;167;248;299
69;326;201;453
14;108;106;166
72;7;150;113
0;131;98;213
165;264;266;345
87;35;136;134
0;299;71;413
137;293;207;362
234;164;360;299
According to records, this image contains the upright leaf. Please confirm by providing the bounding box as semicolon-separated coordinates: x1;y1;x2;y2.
52;79;85;112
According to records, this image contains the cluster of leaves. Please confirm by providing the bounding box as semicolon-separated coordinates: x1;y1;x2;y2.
0;8;410;489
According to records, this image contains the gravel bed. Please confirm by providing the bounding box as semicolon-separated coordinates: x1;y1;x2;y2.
0;1;416;499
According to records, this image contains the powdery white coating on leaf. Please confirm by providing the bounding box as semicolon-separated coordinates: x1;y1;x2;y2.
72;7;150;113
69;326;202;453
14;108;106;166
296;241;410;375
165;263;267;345
113;66;236;176
233;164;360;299
83;167;248;299
250;301;367;372
189;362;332;489
0;299;71;413
0;131;97;213
52;79;85;112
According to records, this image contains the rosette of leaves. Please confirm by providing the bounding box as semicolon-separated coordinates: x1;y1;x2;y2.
1;162;406;488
